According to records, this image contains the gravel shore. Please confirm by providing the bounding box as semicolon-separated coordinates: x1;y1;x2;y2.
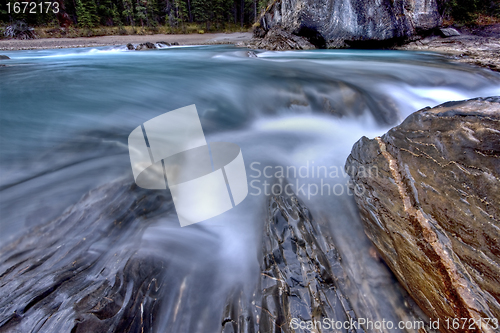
0;32;252;50
397;34;500;72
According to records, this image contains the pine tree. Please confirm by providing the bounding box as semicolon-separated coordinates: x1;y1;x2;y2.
122;0;135;25
76;0;99;27
135;0;148;26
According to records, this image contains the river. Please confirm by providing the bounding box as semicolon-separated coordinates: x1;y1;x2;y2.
0;45;499;332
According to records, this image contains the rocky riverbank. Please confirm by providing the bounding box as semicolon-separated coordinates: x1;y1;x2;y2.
396;25;500;72
244;25;500;72
345;97;500;333
1;27;498;73
243;0;499;72
0;32;252;51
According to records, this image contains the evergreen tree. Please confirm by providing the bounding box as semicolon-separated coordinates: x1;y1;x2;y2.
122;0;135;25
76;0;99;27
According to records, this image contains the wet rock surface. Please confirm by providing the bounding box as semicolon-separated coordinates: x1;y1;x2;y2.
0;180;235;333
257;194;363;333
345;97;500;332
221;184;435;333
253;0;441;48
126;41;179;51
0;178;440;333
0;182;173;333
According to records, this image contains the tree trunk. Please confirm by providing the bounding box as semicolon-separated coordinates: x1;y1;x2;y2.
240;0;243;27
253;0;256;23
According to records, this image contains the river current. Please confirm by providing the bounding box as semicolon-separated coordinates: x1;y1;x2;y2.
0;45;499;332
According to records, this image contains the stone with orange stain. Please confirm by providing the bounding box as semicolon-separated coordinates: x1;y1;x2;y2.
345;97;500;333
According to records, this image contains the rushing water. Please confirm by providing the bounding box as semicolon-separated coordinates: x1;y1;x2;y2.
0;45;499;332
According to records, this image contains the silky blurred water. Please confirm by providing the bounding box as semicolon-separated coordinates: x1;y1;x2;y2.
0;45;499;332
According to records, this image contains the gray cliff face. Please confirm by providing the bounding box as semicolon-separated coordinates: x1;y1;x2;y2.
257;0;442;47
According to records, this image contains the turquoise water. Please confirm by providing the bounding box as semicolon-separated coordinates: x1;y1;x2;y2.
0;45;499;332
1;45;498;235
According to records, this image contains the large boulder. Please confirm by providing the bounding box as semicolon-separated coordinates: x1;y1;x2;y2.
255;0;442;48
345;97;500;332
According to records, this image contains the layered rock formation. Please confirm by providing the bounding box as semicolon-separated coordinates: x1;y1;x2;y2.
221;182;434;333
258;194;362;332
345;97;500;333
0;182;173;333
254;0;442;48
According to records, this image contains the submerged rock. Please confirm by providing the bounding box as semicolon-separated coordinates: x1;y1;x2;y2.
345;97;500;332
254;0;442;48
126;41;178;51
156;41;179;46
135;42;156;50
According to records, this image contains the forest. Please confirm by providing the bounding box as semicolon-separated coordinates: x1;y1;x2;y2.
0;0;266;31
0;0;499;33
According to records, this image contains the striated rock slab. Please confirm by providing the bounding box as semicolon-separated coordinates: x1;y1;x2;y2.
220;189;366;333
0;180;237;333
258;194;363;332
254;0;442;48
345;97;500;332
221;182;435;333
439;27;460;38
0;182;173;333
